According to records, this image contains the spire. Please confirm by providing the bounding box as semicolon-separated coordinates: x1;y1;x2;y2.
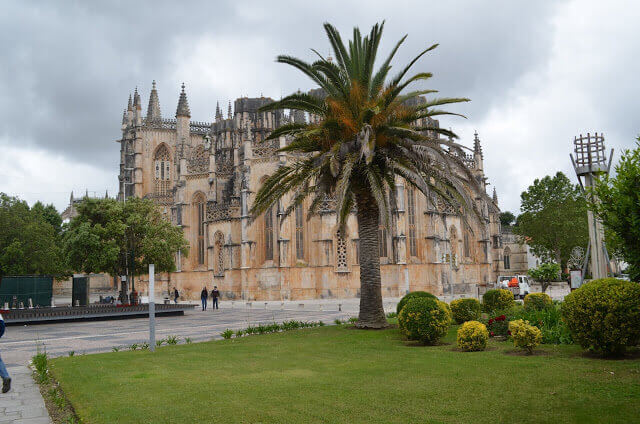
215;101;222;121
492;187;498;204
122;109;127;125
127;94;133;111
473;131;483;158
146;80;162;122
105;189;109;199
227;100;232;119
70;191;74;203
85;189;89;198
176;83;191;117
133;87;141;110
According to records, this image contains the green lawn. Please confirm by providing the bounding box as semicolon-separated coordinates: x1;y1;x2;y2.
51;325;640;424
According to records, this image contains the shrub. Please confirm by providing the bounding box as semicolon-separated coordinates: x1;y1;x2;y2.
396;291;437;315
486;314;509;338
398;297;450;345
450;298;482;324
524;293;552;311
221;329;234;339
483;289;515;313
386;312;397;319
562;278;640;355
456;321;489;351
507;303;572;344
32;352;49;383
509;319;542;354
165;335;179;345
439;301;452;323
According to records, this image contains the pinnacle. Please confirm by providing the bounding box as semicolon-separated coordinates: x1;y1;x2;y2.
473;130;483;158
176;83;191;118
147;80;162;122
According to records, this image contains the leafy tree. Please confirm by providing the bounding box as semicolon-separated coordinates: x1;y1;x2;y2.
62;197;189;291
31;201;63;235
528;262;561;293
591;140;640;281
0;193;67;280
499;211;515;227
514;172;588;270
251;22;475;328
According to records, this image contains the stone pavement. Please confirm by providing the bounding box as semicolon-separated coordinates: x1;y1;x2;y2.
0;365;50;424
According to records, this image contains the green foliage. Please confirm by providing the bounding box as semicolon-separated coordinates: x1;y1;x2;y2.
334;318;343;325
386;312;397;319
562;278;640;355
221;329;234;340
396;291;437;315
398;297;450;345
111;346;120;352
502;304;572;345
450;298;481;324
62;197;189;278
140;342;149;350
155;339;165;348
456;321;489;351
68;351;75;357
32;351;49;383
0;193;68;279
524;293;552;311
499;211;516;227
165;335;179;345
482;289;514;313
508;319;542;354
185;337;192;344
128;343;138;351
514;172;588;269
591;141;640;281
528;263;561;293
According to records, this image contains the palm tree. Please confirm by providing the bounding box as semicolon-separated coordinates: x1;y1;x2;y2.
251;22;479;329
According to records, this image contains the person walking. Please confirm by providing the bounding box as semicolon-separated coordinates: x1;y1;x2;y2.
173;288;179;304
211;286;220;310
200;287;208;311
0;313;11;393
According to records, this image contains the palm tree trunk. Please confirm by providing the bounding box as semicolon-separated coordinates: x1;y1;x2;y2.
355;193;388;329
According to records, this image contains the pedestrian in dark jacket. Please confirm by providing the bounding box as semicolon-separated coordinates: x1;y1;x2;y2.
0;314;11;393
200;287;208;311
211;286;220;310
173;288;179;304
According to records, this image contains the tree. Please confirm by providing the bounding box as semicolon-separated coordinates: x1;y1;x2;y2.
591;140;640;281
514;172;588;270
62;197;189;290
0;193;67;280
528;262;561;293
251;22;475;328
499;211;515;227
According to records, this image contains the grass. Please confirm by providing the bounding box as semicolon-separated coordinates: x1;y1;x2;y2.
50;325;640;424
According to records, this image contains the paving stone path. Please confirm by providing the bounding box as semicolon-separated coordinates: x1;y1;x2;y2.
0;365;50;424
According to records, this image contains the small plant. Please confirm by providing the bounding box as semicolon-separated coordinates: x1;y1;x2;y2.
523;292;552;311
509;319;542;354
486;314;509;338
128;343;139;351
112;346;120;352
456;321;489;352
348;317;358;324
318;321;325;326
450;298;481;324
398;297;450;345
334;319;343;325
140;342;149;350
396;291;437;315
165;335;179;345
221;329;234;339
185;337;192;344
235;329;244;338
32;351;49;383
49;387;67;409
483;289;515;313
155;339;165;348
68;351;75;357
386;312;398;319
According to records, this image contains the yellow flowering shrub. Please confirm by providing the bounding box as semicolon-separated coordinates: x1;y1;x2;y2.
456;321;488;351
396;291;437;315
483;289;514;313
508;319;542;354
562;278;640;355
450;298;482;324
398;297;450;345
523;292;552;311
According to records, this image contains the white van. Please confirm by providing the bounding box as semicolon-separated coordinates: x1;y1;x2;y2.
497;275;531;300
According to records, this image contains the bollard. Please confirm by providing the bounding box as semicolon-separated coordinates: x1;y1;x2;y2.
28;298;33;309
19;302;24;309
298;303;304;309
3;302;7;310
338;303;342;312
265;302;268;309
74;300;79;307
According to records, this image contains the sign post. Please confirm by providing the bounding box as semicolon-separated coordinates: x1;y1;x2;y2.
149;264;156;352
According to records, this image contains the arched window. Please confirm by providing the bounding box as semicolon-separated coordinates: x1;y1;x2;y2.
264;206;274;261
295;205;304;260
503;247;511;270
154;144;171;197
193;193;206;265
407;187;417;257
379;218;388;258
214;231;224;275
188;144;208;174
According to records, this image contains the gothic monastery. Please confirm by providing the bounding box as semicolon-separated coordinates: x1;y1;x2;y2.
117;82;506;300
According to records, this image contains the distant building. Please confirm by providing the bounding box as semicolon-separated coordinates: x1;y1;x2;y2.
497;225;541;278
61;190;111;223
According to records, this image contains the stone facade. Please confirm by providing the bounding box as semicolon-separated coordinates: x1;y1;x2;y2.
117;82;504;300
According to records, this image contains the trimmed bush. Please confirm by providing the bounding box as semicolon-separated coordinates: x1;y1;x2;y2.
509;319;542;354
524;292;552;311
450;298;482;324
398;297;450;345
483;289;515;313
396;291;437;315
456;321;489;351
439;300;452;323
562;278;640;355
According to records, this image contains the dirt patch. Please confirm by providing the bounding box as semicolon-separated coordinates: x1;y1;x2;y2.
503;349;551;357
451;346;500;353
345;323;398;330
33;367;81;423
403;340;452;347
578;348;640;361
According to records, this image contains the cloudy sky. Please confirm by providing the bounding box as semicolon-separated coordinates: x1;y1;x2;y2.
0;0;637;214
